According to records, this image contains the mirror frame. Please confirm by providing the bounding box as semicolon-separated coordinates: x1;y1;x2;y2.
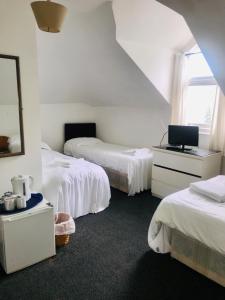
0;54;25;158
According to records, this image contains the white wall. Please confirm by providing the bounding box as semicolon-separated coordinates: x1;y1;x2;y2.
40;103;170;151
37;1;171;154
41;102;225;176
95;106;170;148
0;0;42;194
117;41;174;103
36;1;167;108
96;107;210;150
41;103;96;152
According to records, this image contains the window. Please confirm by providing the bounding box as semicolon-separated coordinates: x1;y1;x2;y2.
183;46;218;134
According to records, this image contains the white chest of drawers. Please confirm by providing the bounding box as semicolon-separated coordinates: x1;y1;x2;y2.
151;146;222;199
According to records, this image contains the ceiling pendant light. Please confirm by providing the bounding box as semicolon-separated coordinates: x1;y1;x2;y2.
31;0;67;33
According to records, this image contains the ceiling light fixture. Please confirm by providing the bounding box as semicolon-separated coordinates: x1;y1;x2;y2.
31;0;67;33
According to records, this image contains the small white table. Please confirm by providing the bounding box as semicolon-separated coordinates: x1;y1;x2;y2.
0;199;56;274
151;146;222;199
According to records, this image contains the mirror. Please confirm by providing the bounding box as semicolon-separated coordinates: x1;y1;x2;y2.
0;54;24;158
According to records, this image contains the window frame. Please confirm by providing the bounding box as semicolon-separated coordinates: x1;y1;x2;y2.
184;53;218;135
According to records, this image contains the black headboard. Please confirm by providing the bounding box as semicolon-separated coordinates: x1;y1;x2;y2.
64;123;96;142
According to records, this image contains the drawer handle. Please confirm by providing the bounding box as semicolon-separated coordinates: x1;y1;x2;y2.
153;164;202;178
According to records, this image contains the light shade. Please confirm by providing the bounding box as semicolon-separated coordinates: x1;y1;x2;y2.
31;0;67;33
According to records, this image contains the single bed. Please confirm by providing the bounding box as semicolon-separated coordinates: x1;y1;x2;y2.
41;143;111;219
148;187;225;287
63;123;153;195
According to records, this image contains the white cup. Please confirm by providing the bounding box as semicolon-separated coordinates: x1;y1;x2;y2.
16;196;27;209
4;196;16;211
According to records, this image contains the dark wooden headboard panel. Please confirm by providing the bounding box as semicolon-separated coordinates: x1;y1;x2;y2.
64;123;96;142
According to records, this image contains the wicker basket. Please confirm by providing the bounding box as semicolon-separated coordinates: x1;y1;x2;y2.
55;234;70;247
55;212;75;247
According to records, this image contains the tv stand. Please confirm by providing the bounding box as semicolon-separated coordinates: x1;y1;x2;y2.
151;146;222;198
166;146;192;152
181;145;191;151
159;145;218;157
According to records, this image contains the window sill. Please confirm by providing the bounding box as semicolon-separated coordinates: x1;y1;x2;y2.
199;131;210;136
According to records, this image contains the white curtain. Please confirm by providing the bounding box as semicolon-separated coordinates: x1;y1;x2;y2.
170;53;189;125
209;89;225;154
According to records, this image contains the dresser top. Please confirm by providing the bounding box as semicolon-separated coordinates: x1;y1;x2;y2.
153;145;221;158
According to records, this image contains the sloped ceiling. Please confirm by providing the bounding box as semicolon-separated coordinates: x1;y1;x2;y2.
157;0;225;94
113;0;192;51
112;0;193;103
65;0;109;12
36;1;167;108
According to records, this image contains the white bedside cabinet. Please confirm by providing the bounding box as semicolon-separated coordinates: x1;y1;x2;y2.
0;199;56;274
151;146;222;199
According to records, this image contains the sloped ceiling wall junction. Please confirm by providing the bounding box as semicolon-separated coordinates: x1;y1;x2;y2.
112;0;193;103
157;0;225;94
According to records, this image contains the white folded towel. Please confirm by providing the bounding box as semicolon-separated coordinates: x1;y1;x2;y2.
190;175;225;203
134;148;151;156
123;148;150;157
49;158;71;168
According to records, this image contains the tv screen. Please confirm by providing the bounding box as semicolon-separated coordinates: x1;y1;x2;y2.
168;125;199;148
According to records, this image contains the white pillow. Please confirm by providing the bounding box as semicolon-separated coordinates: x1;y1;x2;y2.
41;142;51;150
66;137;102;147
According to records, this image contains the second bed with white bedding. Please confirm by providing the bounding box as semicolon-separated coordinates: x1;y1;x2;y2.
42;147;111;219
148;188;225;255
64;138;152;195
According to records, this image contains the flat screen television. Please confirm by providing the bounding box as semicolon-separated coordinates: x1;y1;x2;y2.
168;125;199;151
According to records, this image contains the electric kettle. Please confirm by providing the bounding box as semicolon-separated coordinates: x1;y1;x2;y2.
11;175;34;201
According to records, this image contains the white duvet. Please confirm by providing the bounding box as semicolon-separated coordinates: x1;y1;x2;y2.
42;149;111;219
64;138;152;195
148;188;225;255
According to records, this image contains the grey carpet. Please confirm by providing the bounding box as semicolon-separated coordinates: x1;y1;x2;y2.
0;188;224;300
